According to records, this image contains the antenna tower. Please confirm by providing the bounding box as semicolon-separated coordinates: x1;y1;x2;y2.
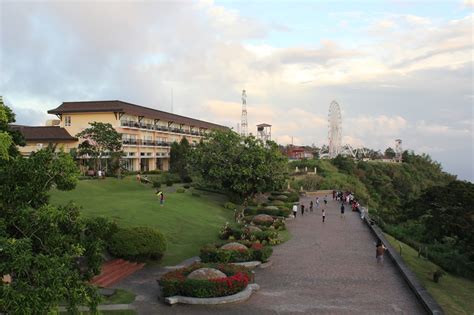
328;101;342;158
395;139;403;162
241;90;248;136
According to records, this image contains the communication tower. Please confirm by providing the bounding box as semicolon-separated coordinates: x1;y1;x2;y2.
328;101;342;158
257;123;272;142
240;90;248;137
395;139;403;162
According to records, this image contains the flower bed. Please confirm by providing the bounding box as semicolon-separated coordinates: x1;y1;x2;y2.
219;224;280;244
200;243;273;263
159;263;253;298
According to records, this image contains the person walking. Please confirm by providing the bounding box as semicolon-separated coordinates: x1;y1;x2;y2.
376;240;387;265
340;203;345;218
292;203;298;218
316;197;320;209
322;208;326;222
156;190;165;206
301;204;305;216
309;201;314;213
324;195;328;205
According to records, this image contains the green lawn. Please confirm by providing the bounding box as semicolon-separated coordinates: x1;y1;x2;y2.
384;234;474;315
50;177;233;265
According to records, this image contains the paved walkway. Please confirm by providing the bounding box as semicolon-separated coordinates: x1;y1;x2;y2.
115;195;426;314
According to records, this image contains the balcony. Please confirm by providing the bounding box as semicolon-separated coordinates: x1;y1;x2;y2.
122;139;171;147
120;120;207;136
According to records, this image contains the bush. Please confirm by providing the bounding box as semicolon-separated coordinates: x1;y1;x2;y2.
108;226;167;261
176;188;185;193
200;243;273;263
78;175;94;180
224;202;236;210
152;180;161;188
142;170;161;175
271;200;285;206
182;175;193;183
183;184;191;189
166;180;173;186
159;263;252;298
192;192;201;197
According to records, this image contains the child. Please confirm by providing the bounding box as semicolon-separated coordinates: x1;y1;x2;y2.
322;209;326;222
156;190;165;206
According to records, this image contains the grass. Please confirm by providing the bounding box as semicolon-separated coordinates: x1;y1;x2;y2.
384;233;474;315
50;176;234;266
101;289;136;305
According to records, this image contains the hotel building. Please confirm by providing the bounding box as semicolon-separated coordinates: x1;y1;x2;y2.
15;100;227;172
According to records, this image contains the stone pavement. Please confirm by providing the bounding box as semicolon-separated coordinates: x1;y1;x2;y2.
114;195;426;314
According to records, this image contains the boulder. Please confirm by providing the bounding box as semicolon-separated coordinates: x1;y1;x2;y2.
245;226;262;233
187;268;226;280
252;214;274;225
264;206;279;211
221;242;248;251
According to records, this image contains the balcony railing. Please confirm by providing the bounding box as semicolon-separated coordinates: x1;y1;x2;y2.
122;139;172;147
120;120;208;136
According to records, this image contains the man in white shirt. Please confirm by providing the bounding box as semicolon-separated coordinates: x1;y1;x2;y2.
292;204;298;218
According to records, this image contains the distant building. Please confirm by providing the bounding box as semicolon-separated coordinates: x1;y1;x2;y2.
14;100;228;172
283;145;314;160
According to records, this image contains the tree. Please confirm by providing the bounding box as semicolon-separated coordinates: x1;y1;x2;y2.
170;137;191;182
0;107;104;313
190;130;288;198
384;147;396;159
76;122;122;174
0;97;25;158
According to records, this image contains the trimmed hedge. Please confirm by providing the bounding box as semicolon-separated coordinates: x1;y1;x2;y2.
200;243;273;263
223;202;236;210
244;207;291;218
108;226;167;261
219;225;280;244
152;180;161;188
159;263;252;298
176;188;185;193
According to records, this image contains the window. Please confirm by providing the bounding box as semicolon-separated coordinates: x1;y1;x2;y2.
36;143;43;150
64;115;71;126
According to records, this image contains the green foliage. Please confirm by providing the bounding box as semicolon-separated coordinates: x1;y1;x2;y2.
192;192;201;197
384;147;396;159
170;137;191;182
152;180;161;188
76;122;123;173
190;130;288;198
166;180;173;186
224;202;236;209
176;188;185;193
199;243;273;263
108;226;166;261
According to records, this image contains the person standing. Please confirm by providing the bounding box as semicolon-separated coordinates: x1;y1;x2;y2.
376;240;387;265
292;204;298;218
340;203;345;218
301;204;305;216
322;208;326;222
309;201;314;213
316;197;320;209
324;195;328;205
156;190;165;206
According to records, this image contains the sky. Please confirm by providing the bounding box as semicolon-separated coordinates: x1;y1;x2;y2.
0;0;473;181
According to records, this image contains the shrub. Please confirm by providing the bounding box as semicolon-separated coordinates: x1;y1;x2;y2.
200;243;273;263
192;192;201;197
176;188;185;193
183;184;191;189
159;263;252;298
108;226;166;261
271;200;285;206
152;180;161;188
166;180;173;186
182;175;193;183
224;202;236;210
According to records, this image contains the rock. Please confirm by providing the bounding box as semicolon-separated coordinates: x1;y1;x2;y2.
98;288;116;297
221;242;248;251
275;195;288;201
264;206;279;210
245;226;262;233
252;214;274;225
187;268;226;280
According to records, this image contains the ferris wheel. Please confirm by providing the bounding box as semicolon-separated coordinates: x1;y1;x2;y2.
328;101;342;158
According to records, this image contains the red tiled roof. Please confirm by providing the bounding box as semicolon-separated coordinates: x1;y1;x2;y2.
10;125;77;142
47;100;228;130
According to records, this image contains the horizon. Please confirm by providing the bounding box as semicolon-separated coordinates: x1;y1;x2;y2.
1;0;472;181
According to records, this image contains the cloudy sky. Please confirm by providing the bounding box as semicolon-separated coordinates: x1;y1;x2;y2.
1;0;473;181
